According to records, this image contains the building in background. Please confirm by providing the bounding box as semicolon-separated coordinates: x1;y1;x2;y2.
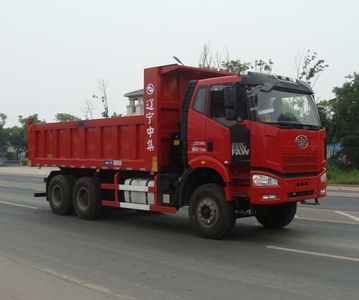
124;89;144;116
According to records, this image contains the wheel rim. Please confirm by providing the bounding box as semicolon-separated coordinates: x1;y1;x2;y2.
197;197;219;228
77;187;90;211
51;184;63;207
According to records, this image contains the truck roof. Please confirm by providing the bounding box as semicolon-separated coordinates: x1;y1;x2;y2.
242;72;314;94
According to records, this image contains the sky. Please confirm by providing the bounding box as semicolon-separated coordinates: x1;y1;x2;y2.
1;0;358;127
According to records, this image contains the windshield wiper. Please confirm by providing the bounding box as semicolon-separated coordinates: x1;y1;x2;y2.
300;124;322;130
266;122;301;129
266;122;321;130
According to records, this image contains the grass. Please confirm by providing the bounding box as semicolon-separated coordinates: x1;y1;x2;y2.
327;162;359;185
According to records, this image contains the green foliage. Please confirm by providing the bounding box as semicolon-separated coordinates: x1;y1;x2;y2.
316;99;336;143
198;42;274;74
332;72;359;139
18;114;45;127
220;60;251;74
318;72;359;167
0;113;7;152
0;113;6;127
327;161;359;184
220;59;274;75
4;126;26;159
17;114;46;149
341;135;359;167
252;59;274;74
296;50;329;86
1;114;46;160
332;73;359;167
55;113;80;122
5;151;17;160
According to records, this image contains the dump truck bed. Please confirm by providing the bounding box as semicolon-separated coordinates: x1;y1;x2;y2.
27;64;231;172
27;115;154;171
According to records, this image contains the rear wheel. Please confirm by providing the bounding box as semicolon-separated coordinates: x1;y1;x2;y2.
73;177;103;220
47;175;75;215
189;184;235;239
255;202;297;228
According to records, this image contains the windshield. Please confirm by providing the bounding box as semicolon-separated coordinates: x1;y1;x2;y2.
248;88;321;128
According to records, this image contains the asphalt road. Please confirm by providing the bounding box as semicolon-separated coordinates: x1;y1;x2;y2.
0;171;358;300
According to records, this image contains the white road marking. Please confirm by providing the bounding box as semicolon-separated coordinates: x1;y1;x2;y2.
327;191;359;198
267;246;359;262
0;200;39;210
335;210;359;223
0;179;44;191
295;216;359;225
41;266;117;295
299;206;358;213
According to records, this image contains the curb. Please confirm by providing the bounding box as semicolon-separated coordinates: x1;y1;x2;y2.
327;185;359;193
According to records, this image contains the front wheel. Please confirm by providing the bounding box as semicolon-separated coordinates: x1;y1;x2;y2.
255;202;297;228
189;184;235;239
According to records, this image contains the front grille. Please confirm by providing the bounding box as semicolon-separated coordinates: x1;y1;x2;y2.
288;190;314;198
284;164;318;173
283;155;318;164
283;155;319;173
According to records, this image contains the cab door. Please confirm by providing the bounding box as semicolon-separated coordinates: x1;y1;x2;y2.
187;86;208;161
205;85;232;164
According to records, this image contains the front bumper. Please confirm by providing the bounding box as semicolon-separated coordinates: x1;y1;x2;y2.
249;170;327;205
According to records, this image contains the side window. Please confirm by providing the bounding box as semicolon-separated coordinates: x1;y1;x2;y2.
209;85;225;119
192;87;207;114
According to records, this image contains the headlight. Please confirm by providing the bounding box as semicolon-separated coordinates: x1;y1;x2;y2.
252;174;278;186
320;172;327;183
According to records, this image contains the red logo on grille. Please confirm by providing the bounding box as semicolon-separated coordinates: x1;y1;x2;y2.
295;135;309;149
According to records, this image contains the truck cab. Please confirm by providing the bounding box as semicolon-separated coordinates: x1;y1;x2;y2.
180;71;326;237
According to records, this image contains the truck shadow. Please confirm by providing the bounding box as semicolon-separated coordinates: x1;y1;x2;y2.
100;207;307;245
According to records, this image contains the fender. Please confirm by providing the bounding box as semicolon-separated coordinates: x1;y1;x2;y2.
188;156;233;201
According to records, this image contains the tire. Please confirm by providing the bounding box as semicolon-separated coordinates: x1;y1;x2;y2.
255;202;297;228
189;184;235;239
72;177;103;220
47;175;75;215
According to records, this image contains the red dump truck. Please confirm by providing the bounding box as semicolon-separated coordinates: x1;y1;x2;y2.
27;64;327;239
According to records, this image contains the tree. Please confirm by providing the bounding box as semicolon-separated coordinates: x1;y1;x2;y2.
316;99;336;143
220;59;252;74
199;41;217;69
4;126;26;159
252;59;274;74
198;42;274;74
0;113;7;152
18;114;45;127
294;50;329;87
17;114;46;151
55;113;80;122
93;79;109;118
83;99;95;119
0;113;6;127
320;72;359;166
